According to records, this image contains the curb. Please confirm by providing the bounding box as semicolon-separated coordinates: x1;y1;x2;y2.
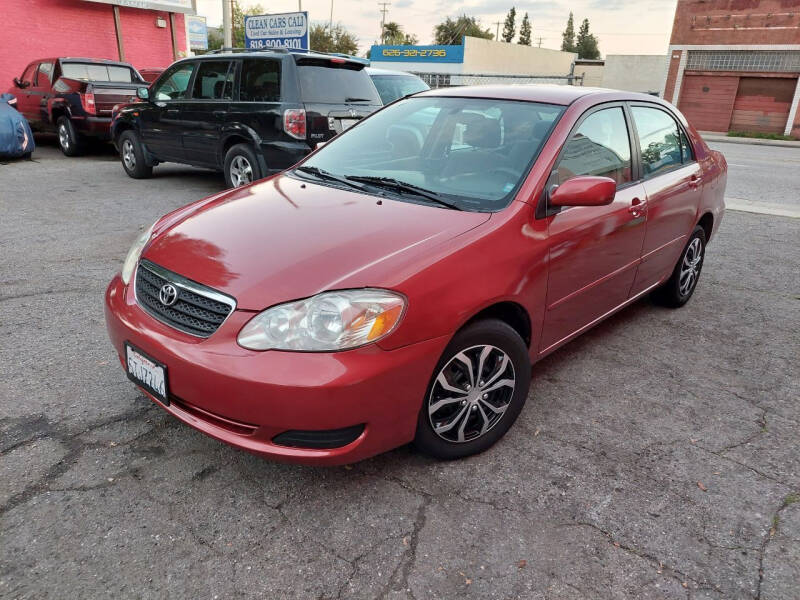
725;197;800;219
700;132;800;148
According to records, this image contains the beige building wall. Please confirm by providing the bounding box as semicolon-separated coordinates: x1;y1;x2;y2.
462;37;577;76
602;55;669;95
575;62;604;87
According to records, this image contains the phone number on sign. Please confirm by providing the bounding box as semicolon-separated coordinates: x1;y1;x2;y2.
248;39;305;49
381;49;447;58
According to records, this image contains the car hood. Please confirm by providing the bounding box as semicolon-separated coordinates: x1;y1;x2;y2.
142;175;491;310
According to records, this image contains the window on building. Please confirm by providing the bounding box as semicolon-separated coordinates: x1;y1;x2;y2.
191;61;233;100
152;62;196;101
239;59;281;102
557;107;632;186
631;106;683;176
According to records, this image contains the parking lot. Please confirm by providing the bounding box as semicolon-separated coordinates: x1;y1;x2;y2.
1;137;799;599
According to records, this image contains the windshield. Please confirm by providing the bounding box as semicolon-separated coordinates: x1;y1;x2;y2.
371;75;429;104
297;61;380;104
61;63;137;82
296;96;564;212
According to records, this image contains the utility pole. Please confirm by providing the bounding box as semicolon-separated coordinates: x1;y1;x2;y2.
536;36;543;48
493;21;501;41
222;0;232;48
378;2;390;44
298;0;302;10
329;0;334;30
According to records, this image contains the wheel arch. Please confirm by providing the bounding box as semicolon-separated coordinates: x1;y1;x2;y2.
461;301;532;348
697;211;714;242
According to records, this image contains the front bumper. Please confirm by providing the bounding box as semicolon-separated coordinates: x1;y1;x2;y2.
104;275;447;465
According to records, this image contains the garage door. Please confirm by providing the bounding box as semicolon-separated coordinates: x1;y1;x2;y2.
730;77;797;134
678;74;739;132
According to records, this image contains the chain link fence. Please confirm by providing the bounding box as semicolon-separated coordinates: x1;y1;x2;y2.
412;72;584;89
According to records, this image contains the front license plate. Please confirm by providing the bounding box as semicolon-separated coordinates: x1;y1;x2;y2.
125;342;169;405
340;119;358;130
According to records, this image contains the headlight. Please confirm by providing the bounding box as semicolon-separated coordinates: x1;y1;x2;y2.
237;289;406;351
121;222;155;285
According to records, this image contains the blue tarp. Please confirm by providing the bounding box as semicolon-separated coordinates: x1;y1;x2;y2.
0;93;35;158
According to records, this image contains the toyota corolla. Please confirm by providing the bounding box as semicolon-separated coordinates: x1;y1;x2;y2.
105;85;726;465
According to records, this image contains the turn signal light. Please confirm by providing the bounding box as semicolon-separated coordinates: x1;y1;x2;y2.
283;108;306;140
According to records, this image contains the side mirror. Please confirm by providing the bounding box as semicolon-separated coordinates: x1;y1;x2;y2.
549;176;616;207
13;77;29;89
136;87;149;100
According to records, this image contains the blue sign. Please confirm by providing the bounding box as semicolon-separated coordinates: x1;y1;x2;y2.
245;12;308;50
186;15;208;51
369;45;465;63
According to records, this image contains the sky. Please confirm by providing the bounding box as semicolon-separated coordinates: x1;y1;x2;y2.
194;0;678;57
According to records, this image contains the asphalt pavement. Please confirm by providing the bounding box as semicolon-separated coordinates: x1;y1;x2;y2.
1;138;799;599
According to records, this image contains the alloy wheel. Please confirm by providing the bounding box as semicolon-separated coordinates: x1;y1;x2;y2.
122;139;136;171
58;124;70;151
679;238;703;297
230;155;253;187
428;344;516;443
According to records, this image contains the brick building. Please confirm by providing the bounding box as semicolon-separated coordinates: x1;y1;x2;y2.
663;0;800;137
0;0;191;90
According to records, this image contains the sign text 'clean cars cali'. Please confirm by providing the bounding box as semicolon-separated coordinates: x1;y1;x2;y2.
245;11;309;50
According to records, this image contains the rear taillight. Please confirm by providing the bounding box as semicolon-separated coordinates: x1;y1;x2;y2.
81;92;96;115
283;108;306;140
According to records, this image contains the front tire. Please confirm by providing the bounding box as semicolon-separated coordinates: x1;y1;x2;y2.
57;117;84;156
414;319;531;460
652;226;706;308
224;143;262;188
119;130;153;179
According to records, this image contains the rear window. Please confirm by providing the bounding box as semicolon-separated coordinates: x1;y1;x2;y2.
297;61;380;104
61;63;137;83
371;75;429;104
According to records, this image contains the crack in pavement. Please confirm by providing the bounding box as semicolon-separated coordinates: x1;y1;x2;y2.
755;492;800;600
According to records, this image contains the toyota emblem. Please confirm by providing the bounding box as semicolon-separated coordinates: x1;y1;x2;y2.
159;284;178;306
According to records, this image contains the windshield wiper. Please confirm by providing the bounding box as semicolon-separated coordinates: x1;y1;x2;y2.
344;97;372;102
294;165;368;192
343;175;463;211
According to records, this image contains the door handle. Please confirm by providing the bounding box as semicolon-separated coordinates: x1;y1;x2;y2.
628;197;646;217
689;174;702;187
165;109;179;115
212;110;226;118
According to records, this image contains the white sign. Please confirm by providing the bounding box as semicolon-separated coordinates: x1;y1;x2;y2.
81;0;194;14
245;12;309;50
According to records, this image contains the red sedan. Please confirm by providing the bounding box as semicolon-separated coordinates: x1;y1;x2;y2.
105;85;726;465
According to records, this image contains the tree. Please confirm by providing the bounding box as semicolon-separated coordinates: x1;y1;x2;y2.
576;18;600;59
501;7;516;43
434;15;493;45
518;12;531;46
310;23;359;55
382;22;418;45
232;1;265;48
561;12;575;53
207;26;223;51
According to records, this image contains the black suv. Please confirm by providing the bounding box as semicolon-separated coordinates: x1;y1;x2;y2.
111;49;382;187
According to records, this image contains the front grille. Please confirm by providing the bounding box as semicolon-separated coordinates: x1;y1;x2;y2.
134;260;235;337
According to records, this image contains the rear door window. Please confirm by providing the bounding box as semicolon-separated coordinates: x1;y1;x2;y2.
297;61;380;104
631;106;683;176
152;62;196;101
239;58;281;102
192;60;234;100
557;107;632;186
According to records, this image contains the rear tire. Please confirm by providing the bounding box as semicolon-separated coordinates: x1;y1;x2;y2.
651;226;706;308
224;143;262;188
57;117;85;156
414;319;531;460
119;130;153;179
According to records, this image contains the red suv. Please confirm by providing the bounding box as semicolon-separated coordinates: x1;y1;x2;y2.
104;85;726;465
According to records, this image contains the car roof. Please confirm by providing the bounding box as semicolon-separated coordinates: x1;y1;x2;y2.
187;48;366;67
59;58;134;67
366;67;421;78
418;84;668;107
